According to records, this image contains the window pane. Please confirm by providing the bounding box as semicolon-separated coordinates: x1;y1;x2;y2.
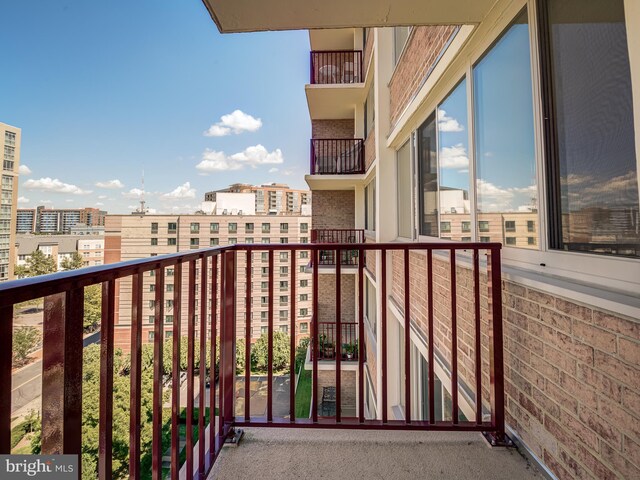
397;140;412;238
545;0;639;258
394;27;410;65
438;79;470;241
418;112;438;236
473;10;538;249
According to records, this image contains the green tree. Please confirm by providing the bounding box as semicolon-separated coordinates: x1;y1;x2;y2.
251;332;291;372
295;337;310;372
83;285;101;332
15;249;57;278
60;252;85;271
12;326;41;367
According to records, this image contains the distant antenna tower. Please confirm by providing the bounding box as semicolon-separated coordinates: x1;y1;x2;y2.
135;170;149;214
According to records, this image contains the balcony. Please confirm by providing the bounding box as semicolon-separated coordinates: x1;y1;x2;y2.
0;241;507;479
310;139;364;175
311;229;364;266
310;51;363;85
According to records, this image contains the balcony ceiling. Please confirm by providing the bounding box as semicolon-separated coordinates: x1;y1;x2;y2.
201;0;496;33
305;84;364;120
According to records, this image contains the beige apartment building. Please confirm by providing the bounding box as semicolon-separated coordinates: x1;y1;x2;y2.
205;183;311;215
16;206;107;234
0;122;20;282
15;234;104;271
105;210;313;350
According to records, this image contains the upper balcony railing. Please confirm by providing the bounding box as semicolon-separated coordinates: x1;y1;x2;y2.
0;241;505;479
310;138;365;175
314;321;358;361
311;229;364;266
310;50;363;85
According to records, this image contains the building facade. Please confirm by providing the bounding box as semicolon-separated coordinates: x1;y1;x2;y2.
0;122;20;282
15;234;105;270
291;2;640;479
104;210;313;350
204;183;311;215
16;206;107;234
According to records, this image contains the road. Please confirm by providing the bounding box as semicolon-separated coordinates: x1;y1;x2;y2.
11;330;101;415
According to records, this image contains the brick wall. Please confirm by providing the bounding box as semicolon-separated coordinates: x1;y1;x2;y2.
388;250;640;479
312;119;354;139
389;26;457;129
311;190;355;229
364;130;376;171
317;369;357;412
317;274;356;323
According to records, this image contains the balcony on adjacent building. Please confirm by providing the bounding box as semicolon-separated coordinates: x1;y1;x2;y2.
314;321;358;361
310;50;363;85
311;228;364;266
310;139;364;175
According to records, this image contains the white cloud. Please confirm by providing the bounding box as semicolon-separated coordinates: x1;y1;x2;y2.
196;144;284;172
39;199;53;205
268;167;279;173
122;188;145;199
439;144;469;170
282;169;295;176
437;109;464;133
65;199;74;203
98;195;108;199
23;177;92;195
18;196;29;204
163;182;196;199
95;179;124;189
18;164;32;175
95;202;104;206
203;110;262;137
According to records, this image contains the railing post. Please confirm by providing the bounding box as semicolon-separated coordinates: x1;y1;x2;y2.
98;280;116;479
221;250;236;430
41;289;83;456
0;304;12;453
483;246;511;446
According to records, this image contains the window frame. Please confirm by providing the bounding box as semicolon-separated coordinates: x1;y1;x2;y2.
400;0;639;295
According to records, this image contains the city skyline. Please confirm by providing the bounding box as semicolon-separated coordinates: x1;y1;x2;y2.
0;1;312;214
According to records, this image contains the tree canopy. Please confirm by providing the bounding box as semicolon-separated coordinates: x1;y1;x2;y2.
14;249;57;278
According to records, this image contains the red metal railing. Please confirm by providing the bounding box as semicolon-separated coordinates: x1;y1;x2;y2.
315;322;358;361
310;50;363;84
0;242;506;478
311;229;364;266
310;139;365;175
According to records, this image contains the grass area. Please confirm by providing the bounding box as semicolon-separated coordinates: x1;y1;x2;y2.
10;416;38;451
140;407;215;480
295;367;312;419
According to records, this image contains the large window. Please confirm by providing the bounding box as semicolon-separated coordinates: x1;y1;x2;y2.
365;179;376;231
418;113;438;236
364;81;375;137
394;27;411;65
473;9;538;249
397;140;412;238
539;0;639;258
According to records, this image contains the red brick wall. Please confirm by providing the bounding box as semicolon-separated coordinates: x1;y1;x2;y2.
312;119;354;138
311;191;355;230
389;26;457;129
389;251;640;479
317;274;356;324
364;130;376;172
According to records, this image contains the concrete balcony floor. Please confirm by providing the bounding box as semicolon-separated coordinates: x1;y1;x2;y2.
209;428;543;480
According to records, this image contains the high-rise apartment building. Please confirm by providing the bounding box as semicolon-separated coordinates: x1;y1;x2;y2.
204;183;311;215
0;122;20;282
16;206;107;234
104;206;313;350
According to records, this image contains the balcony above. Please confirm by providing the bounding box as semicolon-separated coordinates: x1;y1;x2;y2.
311;51;363;85
202;0;496;33
312;229;364;268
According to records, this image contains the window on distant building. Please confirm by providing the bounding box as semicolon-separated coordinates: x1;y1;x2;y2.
262;223;270;233
300;279;308;288
505;221;516;232
506;237;516;246
190;238;199;248
245;222;254;233
190;223;200;234
151;222;158;234
210;238;218;246
280;223;288;233
300;322;308;334
168;222;177;234
151;238;158;246
300;223;308;233
167;238;176;246
299;308;308;317
527;220;535;233
440;222;451;233
479;221;489;232
228;222;237;233
210;222;219;233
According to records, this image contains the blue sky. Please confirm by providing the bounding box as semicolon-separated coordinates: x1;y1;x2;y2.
1;1;311;214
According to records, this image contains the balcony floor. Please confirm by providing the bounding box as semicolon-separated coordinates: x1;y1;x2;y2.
208;428;543;480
